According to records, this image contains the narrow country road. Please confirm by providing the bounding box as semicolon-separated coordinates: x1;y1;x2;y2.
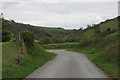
26;50;107;78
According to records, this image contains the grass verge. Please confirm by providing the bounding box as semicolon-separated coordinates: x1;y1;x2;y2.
67;48;118;78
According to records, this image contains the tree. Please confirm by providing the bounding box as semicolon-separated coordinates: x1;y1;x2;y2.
2;29;14;42
107;28;111;32
1;13;4;19
64;35;74;42
79;27;83;31
39;37;51;44
20;31;34;47
86;24;91;30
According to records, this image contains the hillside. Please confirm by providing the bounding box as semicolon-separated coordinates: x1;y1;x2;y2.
83;17;118;37
2;19;70;39
2;18;85;44
71;17;119;78
80;17;118;49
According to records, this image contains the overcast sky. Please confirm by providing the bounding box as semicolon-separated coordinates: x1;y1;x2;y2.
1;0;119;29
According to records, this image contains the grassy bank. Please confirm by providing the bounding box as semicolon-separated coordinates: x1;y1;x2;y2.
67;48;118;78
2;42;57;78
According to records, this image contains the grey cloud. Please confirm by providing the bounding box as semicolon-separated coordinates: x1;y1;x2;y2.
119;1;120;16
2;2;19;10
2;1;118;29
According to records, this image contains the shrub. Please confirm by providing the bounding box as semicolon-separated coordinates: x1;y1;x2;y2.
39;37;64;45
20;31;34;47
79;35;93;48
102;44;118;61
64;35;74;42
2;29;14;42
51;37;64;43
39;37;52;44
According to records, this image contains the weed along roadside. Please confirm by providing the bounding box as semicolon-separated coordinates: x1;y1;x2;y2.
2;31;57;78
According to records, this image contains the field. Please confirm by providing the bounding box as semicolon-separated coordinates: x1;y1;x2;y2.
31;25;64;30
42;42;79;49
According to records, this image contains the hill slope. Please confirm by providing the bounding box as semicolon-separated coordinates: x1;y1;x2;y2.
72;17;119;78
2;19;70;39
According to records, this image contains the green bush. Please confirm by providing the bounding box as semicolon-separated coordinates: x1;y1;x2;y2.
39;37;52;44
2;29;14;42
20;31;34;47
50;37;64;43
79;36;93;48
39;37;64;45
102;43;118;61
79;33;118;49
64;35;74;42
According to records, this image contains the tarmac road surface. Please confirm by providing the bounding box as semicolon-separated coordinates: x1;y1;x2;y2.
26;50;107;78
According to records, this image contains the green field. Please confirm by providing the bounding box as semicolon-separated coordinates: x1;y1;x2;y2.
42;42;79;49
2;42;57;78
31;25;65;30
